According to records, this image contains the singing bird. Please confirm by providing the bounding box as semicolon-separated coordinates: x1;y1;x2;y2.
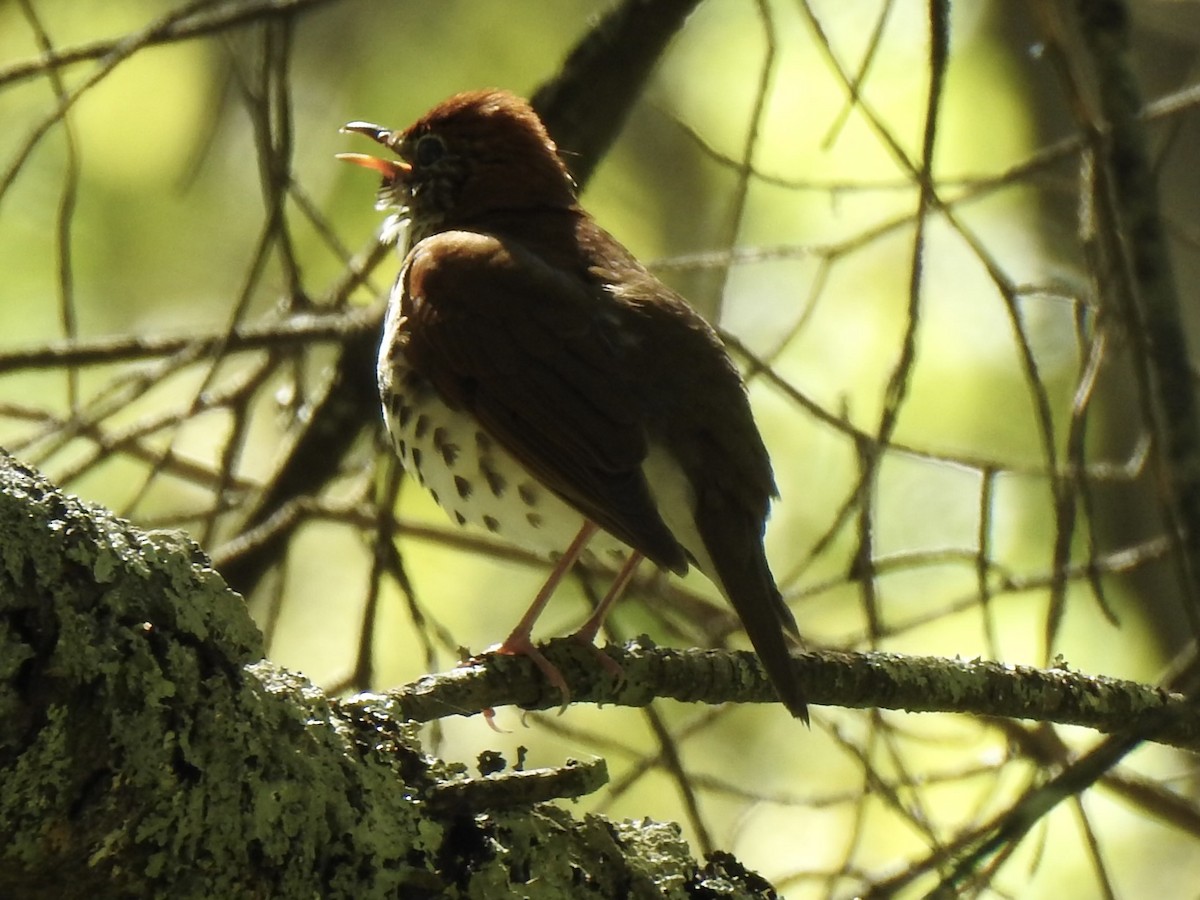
339;89;807;719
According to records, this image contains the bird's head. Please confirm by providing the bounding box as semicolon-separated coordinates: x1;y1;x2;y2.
338;89;577;240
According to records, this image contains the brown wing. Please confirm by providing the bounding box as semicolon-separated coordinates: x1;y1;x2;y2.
585;243;807;718
399;229;689;574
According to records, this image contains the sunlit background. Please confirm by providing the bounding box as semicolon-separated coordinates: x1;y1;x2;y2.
3;0;1199;895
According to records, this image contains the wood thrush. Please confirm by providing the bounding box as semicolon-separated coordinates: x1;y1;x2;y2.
339;89;807;720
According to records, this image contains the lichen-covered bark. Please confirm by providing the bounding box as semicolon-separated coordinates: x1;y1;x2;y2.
0;452;772;899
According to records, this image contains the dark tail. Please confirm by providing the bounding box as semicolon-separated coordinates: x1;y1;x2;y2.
699;505;809;722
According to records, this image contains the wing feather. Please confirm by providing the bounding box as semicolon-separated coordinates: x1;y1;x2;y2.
400;230;688;574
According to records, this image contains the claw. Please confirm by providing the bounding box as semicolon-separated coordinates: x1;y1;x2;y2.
569;634;626;687
482;707;508;732
492;634;572;714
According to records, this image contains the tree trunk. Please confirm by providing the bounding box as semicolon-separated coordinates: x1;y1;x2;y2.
0;452;773;899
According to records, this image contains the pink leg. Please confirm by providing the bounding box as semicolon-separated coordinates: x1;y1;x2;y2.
492;521;598;707
569;551;643;683
573;551;643;645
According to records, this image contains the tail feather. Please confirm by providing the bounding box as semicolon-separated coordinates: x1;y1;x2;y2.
640;442;806;719
701;507;808;722
725;563;808;722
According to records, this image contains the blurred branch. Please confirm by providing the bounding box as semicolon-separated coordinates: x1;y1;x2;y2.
1075;0;1200;626
912;1;1200;893
0;0;336;88
531;0;702;183
0;308;376;373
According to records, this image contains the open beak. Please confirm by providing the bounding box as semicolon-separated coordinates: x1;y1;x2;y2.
336;122;411;178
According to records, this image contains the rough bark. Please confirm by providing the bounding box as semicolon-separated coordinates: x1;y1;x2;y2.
0;452;773;899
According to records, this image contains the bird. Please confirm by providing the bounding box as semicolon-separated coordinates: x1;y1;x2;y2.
338;88;807;720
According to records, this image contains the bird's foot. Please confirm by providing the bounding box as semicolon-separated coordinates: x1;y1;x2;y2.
491;632;572;713
567;631;626;687
481;706;508;733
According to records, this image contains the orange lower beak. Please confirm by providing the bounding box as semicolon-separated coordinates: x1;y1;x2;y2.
335;152;411;178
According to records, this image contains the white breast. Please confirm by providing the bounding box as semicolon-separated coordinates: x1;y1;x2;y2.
379;360;626;566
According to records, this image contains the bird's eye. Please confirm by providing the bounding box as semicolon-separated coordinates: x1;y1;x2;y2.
414;134;445;167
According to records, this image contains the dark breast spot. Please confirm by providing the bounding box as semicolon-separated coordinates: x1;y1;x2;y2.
454;475;471;499
434;427;459;466
481;463;506;498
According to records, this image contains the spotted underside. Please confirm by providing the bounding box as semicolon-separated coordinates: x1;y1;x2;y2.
381;359;632;565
